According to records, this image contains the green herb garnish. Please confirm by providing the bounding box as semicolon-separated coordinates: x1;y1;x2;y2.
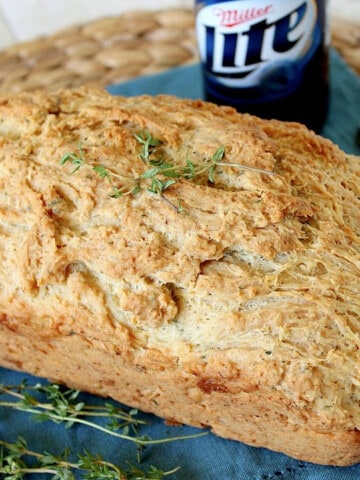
134;130;161;165
60;131;273;211
0;382;207;449
0;437;179;479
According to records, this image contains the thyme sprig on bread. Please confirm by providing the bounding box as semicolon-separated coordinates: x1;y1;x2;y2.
60;130;273;211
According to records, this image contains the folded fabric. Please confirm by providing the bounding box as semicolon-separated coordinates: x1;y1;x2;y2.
108;49;360;156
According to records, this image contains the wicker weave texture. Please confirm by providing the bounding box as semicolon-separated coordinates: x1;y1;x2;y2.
0;9;198;94
0;8;358;94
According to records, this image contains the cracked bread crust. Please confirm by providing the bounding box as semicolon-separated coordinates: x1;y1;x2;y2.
0;86;360;465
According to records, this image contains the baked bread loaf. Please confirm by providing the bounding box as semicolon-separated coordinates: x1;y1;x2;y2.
0;86;360;466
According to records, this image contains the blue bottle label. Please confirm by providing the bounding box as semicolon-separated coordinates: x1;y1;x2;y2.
196;0;321;101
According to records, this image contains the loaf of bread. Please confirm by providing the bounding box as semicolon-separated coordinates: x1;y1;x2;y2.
1;86;360;466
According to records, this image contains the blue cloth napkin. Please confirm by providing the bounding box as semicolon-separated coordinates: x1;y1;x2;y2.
108;49;360;155
1;49;360;480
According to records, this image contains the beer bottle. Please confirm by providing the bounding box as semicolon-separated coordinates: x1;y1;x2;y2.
195;0;329;132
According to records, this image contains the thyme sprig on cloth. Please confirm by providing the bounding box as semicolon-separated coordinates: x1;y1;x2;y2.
0;382;207;447
0;437;179;479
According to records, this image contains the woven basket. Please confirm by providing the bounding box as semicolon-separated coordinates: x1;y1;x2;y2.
0;8;358;95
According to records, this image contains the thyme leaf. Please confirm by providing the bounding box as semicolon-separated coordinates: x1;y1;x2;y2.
60;143;86;175
134;131;161;165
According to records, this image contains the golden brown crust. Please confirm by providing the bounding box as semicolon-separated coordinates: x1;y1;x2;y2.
1;86;360;465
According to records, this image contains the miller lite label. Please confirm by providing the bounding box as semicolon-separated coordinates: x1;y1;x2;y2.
195;0;329;118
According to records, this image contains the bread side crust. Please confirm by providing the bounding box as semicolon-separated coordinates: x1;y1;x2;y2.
2;323;360;466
